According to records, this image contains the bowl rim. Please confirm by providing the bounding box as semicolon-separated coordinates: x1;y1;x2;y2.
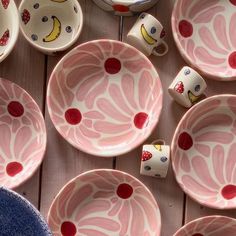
46;39;163;157
0;0;20;63
173;215;236;236
171;94;236;209
171;0;236;81
47;168;162;235
0;187;52;235
18;0;83;53
0;77;47;189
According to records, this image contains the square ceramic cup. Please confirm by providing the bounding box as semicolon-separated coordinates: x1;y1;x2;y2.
168;66;207;108
127;12;168;56
140;140;170;178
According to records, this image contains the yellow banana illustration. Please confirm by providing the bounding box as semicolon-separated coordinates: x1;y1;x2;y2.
154;144;162;152
140;24;157;45
50;0;67;2
43;16;61;43
188;90;200;104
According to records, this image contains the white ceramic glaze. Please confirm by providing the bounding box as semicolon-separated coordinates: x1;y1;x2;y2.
19;0;83;55
47;39;163;157
168;66;207;108
127;13;168;56
93;0;159;16
140;142;170;178
0;0;19;63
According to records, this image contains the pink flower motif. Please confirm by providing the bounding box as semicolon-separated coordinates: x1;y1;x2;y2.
174;216;236;236
172;0;236;79
48;170;161;236
47;40;163;156
172;95;236;209
0;78;46;189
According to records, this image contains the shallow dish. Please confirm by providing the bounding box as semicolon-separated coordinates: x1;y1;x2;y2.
172;95;236;209
172;0;236;81
48;169;161;236
47;39;163;157
0;187;51;235
93;0;159;16
0;78;46;189
174;215;236;236
19;0;83;55
0;0;19;63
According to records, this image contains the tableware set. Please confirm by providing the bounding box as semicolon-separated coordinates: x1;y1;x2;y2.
0;0;236;235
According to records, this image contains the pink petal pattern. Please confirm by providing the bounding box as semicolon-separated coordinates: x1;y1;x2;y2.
172;95;236;209
48;169;161;236
172;0;236;80
47;40;163;157
174;216;236;236
0;78;46;189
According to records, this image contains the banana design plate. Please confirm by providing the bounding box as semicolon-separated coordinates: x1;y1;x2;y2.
19;0;83;55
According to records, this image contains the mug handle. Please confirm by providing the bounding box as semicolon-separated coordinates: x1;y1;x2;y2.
152;41;169;57
151;139;165;145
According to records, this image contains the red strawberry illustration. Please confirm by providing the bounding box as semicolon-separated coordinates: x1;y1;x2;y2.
22;9;30;25
160;29;166;38
175;81;184;93
1;0;9;9
0;29;9;46
142;151;152;161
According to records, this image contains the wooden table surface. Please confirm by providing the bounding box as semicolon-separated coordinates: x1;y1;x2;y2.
2;1;236;235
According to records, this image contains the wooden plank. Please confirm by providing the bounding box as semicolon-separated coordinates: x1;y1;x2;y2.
0;27;45;206
40;0;120;218
116;1;185;235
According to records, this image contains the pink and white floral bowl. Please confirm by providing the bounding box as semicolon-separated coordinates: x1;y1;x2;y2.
47;169;161;236
172;95;236;209
47;39;163;157
172;0;236;81
174;215;236;236
0;78;46;189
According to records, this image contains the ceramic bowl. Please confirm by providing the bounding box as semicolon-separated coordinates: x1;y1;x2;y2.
0;0;19;63
48;169;161;236
0;78;46;189
47;39;163;157
19;0;83;55
174;215;236;236
93;0;159;16
0;187;52;235
172;0;236;81
172;95;236;209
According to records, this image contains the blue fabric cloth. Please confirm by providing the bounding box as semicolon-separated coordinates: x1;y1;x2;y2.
0;187;52;236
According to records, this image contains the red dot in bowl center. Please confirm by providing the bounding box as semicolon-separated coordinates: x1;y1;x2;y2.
230;0;236;6
6;162;23;177
104;58;121;74
117;183;133;199
178;132;193;150
113;4;129;12
179;20;193;38
192;234;204;236
7;101;24;117
221;185;236;200
134;112;149;129
61;221;77;236
65;108;82;125
228;51;236;69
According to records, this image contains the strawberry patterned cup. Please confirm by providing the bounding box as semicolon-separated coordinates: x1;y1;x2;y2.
140;140;170;178
0;0;19;63
168;66;207;108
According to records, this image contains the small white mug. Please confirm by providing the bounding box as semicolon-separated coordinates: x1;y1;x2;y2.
127;13;168;57
140;140;170;178
168;66;207;108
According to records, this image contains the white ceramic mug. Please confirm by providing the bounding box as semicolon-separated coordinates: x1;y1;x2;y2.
140;140;170;178
168;66;207;108
127;13;168;56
